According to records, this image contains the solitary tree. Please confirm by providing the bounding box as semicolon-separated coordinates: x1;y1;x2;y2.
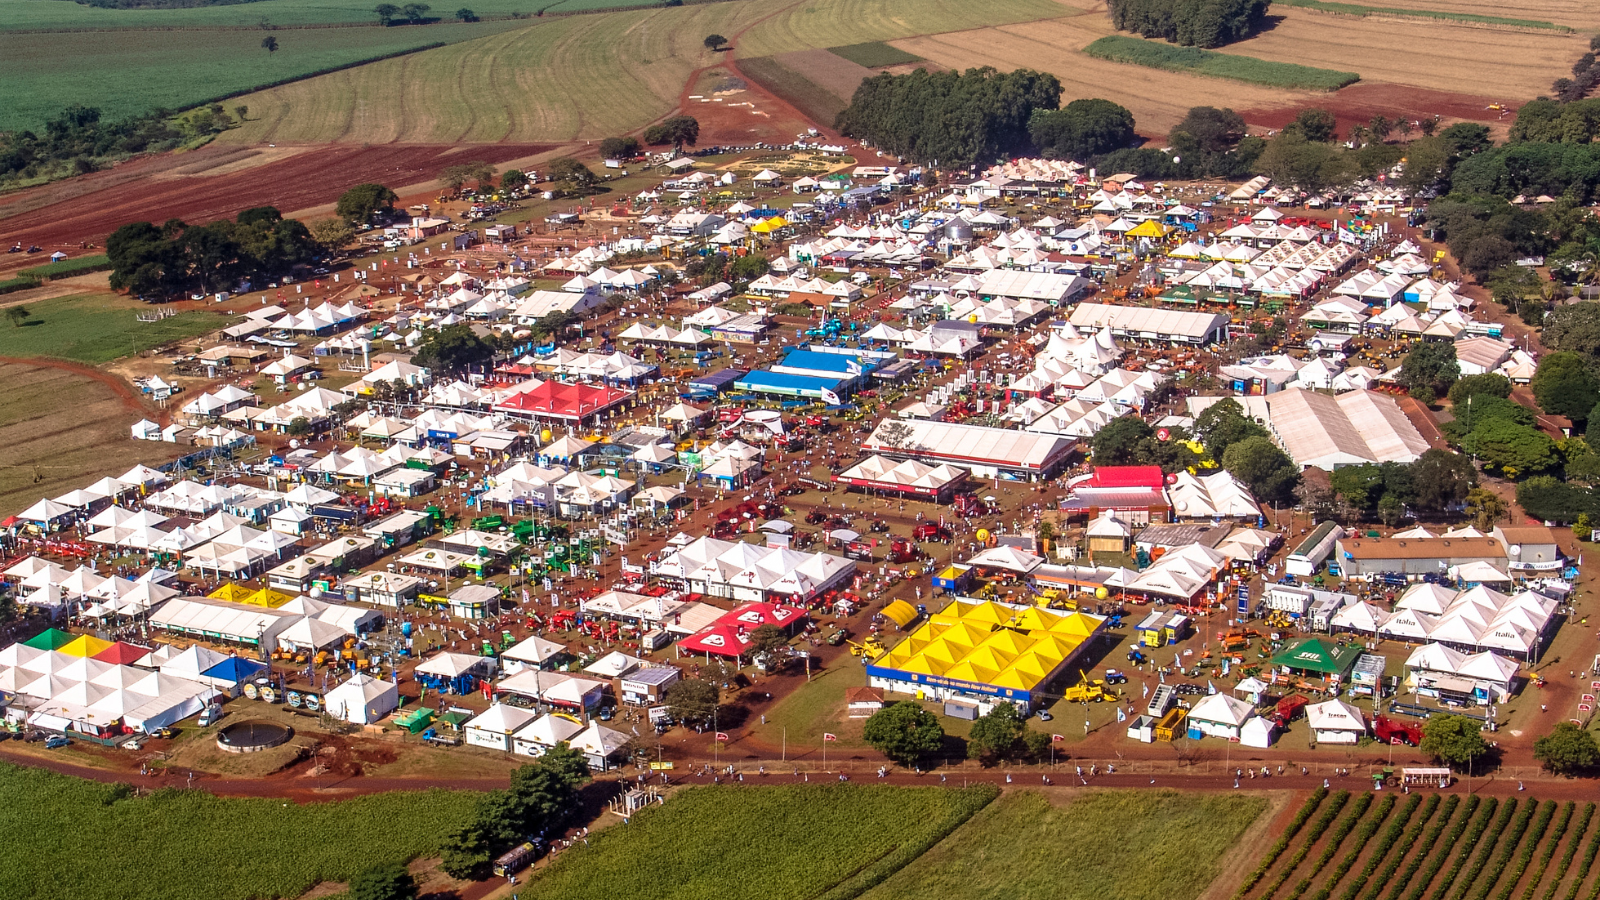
1535;722;1600;776
500;169;529;192
863;702;944;765
547;157;597;194
261;36;278;53
401;2;430;22
456;6;478;19
233;105;249;121
308;218;355;252
375;3;399;24
663;678;718;723
598;136;641;160
4;305;32;328
335;183;398;224
967;702;1025;764
643;115;700;154
704;33;728;50
1420;714;1490;772
748;623;787;655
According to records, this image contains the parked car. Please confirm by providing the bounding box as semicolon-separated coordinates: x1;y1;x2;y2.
44;736;70;749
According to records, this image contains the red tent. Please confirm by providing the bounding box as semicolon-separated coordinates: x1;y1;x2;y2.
92;641;152;665
719;601;807;631
678;623;753;658
493;381;633;421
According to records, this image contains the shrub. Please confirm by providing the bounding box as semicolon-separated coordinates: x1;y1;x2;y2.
1312;794;1398;900
1479;800;1548;900
1404;797;1482;900
1545;804;1594;900
1235;788;1328;900
1265;791;1351;900
1287;794;1374;900
1083;36;1360;90
1563;810;1600;900
1437;798;1514;900
1273;0;1569;30
1345;794;1427;900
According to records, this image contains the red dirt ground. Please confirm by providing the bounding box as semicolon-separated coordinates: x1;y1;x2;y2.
0;143;557;251
1237;82;1520;136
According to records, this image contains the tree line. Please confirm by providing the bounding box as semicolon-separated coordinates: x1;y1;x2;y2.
835;67;1063;169
106;206;325;300
1106;0;1271;48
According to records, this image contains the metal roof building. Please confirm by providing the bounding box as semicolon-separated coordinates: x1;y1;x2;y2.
1069;303;1229;344
1217;390;1431;470
862;419;1075;479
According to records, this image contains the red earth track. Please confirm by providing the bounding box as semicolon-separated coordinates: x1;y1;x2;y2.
1237;83;1520;136
0;142;558;251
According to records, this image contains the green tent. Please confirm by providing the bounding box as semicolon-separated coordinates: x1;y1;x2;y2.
1270;638;1361;677
22;628;74;651
1159;284;1206;306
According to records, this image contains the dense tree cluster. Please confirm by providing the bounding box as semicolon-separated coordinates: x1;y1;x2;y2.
440;748;590;879
598;136;641;160
1396;341;1459;404
335;183;399;224
411;324;497;374
106;207;321;300
642;115;699;153
863;702;945;765
0;105;186;181
1324;450;1475;524
1096;106;1265;180
836;67;1062;169
1106;0;1271;48
1028;99;1136;161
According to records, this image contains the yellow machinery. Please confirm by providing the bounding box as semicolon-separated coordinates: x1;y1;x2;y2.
847;636;885;659
1061;670;1118;703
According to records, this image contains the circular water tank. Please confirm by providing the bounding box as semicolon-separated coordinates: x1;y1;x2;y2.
945;219;973;243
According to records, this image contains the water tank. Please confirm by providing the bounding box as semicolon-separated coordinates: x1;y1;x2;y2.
945;219;973;243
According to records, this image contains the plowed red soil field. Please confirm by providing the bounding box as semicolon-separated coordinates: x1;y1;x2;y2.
0;142;556;250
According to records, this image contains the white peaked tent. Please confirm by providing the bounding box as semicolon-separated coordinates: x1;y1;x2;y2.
1307;699;1368;744
324;674;399;725
1187;692;1256;739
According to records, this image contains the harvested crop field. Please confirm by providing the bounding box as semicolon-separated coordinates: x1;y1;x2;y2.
0;143;552;250
1333;0;1600;31
892;16;1318;135
1221;7;1586;100
740;55;857;132
0;360;180;517
775;49;876;101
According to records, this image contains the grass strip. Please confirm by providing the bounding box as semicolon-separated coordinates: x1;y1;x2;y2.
1525;803;1577;900
1275;0;1571;31
828;41;924;67
18;254;112;280
1083;35;1358;91
1238;788;1330;900
1288;794;1375;900
1264;792;1352;900
1547;805;1594;900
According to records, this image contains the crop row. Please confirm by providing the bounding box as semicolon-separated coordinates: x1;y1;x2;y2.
1312;795;1399;900
1287;794;1376;900
1388;797;1464;900
1495;802;1558;900
1081;36;1361;91
1548;805;1596;900
1262;792;1352;900
1365;795;1443;900
1235;789;1330;900
1564;810;1600;900
1446;799;1519;900
1344;795;1428;900
1405;797;1484;900
1524;803;1576;900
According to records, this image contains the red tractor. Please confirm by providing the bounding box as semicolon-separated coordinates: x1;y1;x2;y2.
913;523;953;543
887;537;922;563
1374;715;1423;746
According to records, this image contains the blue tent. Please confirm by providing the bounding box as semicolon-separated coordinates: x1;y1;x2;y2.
201;657;268;686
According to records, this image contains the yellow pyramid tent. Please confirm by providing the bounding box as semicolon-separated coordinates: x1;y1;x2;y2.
208;583;254;604
1126;220;1172;239
58;634;115;658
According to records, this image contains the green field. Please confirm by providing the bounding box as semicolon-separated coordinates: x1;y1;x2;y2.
1083;35;1360;90
827;41;925;67
220;0;1073;143
0;762;478;900
520;784;999;900
864;790;1267;900
1;293;233;363
741;56;851;132
0;0;658;31
0;19;533;131
18;254;111;280
1275;0;1571;31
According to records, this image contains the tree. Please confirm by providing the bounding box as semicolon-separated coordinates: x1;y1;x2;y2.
1222;436;1299;505
1545;302;1600;360
598;136;641;160
863;702;944;765
547;157;596;194
703;33;728;50
439;821;494;879
1464;418;1559;478
1193;397;1268;460
1464;486;1506;530
663;678;718;723
1106;0;1271;47
1410;448;1477;515
401;2;430;22
1398;341;1460;399
1533;351;1600;422
4;305;31;328
967;701;1025;763
1448;373;1513;407
335;183;397;224
1091;415;1156;467
1535;722;1600;776
1291;107;1337;142
286;416;311;437
456;7;478;19
1398;137;1447;194
1028;98;1136;161
500;169;529;192
1377;493;1405;528
261;36;278;53
308;218;355;252
1173;106;1247;153
1329;464;1385;514
411;323;494;373
748;623;787;655
643;115;701;154
349;863;416;900
1420;714;1490;772
234;105;249;122
375;2;399;24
